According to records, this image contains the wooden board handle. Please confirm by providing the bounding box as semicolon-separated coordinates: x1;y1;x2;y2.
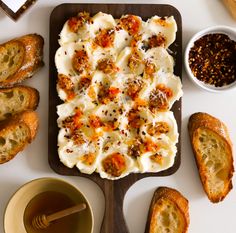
98;179;131;233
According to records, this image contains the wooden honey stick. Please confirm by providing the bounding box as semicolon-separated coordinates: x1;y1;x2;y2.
32;203;86;229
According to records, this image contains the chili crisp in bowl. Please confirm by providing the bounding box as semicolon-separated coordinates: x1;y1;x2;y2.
185;25;236;92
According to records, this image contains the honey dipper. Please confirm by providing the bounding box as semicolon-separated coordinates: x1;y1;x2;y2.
32;203;86;229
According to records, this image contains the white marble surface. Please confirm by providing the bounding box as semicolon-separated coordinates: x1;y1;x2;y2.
0;0;235;232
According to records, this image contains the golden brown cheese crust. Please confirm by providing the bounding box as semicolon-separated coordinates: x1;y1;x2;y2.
0;34;44;87
188;112;234;203
145;186;189;233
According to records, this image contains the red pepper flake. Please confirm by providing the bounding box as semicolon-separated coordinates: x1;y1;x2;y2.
103;120;117;131
149;84;173;112
66;149;73;153
119;15;141;36
62;109;83;131
128;50;143;72
89;115;103;128
145;61;157;76
94;29;115;48
189;33;236;87
97;58;119;74
128;140;141;158
144;140;159;152
98;86;120;104
80;153;96;165
148;33;166;48
78;75;91;90
57;74;75;100
150;153;163;164
71;130;85;145
108;87;120;97
147;122;170;136
102;153;126;177
128;109;143;128
72;50;90;74
68;11;90;33
126;78;143;100
155;17;168;27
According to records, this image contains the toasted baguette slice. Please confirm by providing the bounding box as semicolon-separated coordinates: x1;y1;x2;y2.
0;34;44;87
19;110;39;140
188;112;234;203
0;86;39;121
145;187;189;233
0;110;39;164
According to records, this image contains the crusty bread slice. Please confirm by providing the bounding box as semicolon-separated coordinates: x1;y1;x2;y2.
0;110;39;164
0;34;44;87
145;187;189;233
18;110;39;140
188;112;234;203
0;86;39;121
0;40;24;82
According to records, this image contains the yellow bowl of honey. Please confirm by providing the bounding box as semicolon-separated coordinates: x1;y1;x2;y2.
4;177;94;233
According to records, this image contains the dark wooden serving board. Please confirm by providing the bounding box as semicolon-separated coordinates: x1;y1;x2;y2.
49;4;182;233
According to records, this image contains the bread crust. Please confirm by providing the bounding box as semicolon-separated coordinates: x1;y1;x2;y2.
145;186;189;233
0;34;44;87
0;110;39;164
0;85;39;121
188;112;234;203
17;110;39;140
0;40;25;82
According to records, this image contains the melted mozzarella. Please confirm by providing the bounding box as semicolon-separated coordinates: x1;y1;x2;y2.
56;12;182;179
55;42;92;77
140;111;179;144
90;47;116;70
58;126;102;174
59;22;78;46
57;128;88;168
156;71;183;109
119;14;145;35
57;97;95;124
76;142;102;174
59;20;91;46
87;71;112;100
143;16;177;48
116;47;145;75
114;29;131;54
145;47;174;73
89;12;116;37
93;102;122;122
137;140;177;173
96;143;139;180
139;71;183;110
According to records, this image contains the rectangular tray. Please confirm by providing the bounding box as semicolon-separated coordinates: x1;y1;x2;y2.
49;3;182;178
49;5;182;232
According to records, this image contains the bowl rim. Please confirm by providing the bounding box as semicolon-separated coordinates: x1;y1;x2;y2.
184;25;236;93
4;177;94;233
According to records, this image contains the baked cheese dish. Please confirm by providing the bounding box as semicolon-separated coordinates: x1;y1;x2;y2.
55;12;183;180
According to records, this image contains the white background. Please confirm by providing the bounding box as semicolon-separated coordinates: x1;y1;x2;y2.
0;0;236;232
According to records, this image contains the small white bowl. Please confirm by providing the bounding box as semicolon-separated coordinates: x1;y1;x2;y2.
185;25;236;92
